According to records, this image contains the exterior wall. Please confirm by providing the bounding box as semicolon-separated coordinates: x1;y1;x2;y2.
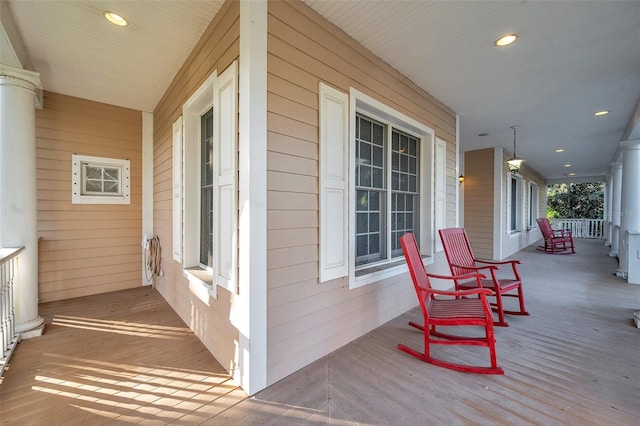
265;1;458;384
499;148;546;259
463;147;546;260
36;92;142;302
150;1;240;374
463;148;496;259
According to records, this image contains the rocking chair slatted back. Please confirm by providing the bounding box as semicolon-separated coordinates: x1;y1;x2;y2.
440;231;477;276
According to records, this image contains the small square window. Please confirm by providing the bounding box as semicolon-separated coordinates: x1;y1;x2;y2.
72;154;130;204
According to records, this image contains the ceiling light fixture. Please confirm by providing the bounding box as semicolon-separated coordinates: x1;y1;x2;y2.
555;149;565;153
104;11;129;27
564;164;572;168
495;33;518;47
594;110;609;116
569;172;576;176
506;125;525;173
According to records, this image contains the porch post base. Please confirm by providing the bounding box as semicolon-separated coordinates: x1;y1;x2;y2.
16;316;45;339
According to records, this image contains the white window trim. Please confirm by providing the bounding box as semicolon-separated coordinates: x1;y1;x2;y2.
507;172;524;236
182;71;216;297
172;116;183;262
71;154;130;204
528;181;539;230
349;88;435;289
179;60;238;299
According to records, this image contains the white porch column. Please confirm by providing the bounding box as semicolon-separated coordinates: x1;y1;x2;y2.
604;172;613;246
609;162;622;258
617;141;640;282
0;65;44;337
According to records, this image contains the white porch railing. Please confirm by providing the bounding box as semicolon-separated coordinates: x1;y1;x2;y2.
553;219;605;239
1;246;23;377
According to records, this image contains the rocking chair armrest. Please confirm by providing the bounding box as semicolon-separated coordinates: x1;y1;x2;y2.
449;263;497;272
426;271;487;282
474;258;522;266
418;285;494;298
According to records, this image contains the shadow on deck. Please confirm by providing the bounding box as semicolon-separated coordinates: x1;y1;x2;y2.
1;239;639;424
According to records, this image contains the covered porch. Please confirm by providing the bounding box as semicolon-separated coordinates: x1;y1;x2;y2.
1;238;638;424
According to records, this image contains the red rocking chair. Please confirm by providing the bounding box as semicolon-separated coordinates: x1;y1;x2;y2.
536;217;575;254
397;233;504;374
439;228;529;327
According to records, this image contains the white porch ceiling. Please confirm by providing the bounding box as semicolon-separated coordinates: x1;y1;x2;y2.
3;0;639;181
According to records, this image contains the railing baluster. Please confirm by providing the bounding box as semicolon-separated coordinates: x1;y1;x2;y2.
1;247;24;377
553;219;605;239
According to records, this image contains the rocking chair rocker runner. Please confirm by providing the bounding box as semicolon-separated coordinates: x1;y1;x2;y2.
438;228;529;327
397;233;504;374
536;217;575;254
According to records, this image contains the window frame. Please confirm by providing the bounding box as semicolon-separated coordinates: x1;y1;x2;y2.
508;173;524;235
71;154;130;205
178;60;238;299
349;88;434;288
528;182;539;229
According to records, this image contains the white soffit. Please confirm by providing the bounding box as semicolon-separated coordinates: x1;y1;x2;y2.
5;0;223;112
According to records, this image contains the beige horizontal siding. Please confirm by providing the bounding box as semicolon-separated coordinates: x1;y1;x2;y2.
36;91;142;303
150;0;240;377
265;0;457;385
464;148;496;259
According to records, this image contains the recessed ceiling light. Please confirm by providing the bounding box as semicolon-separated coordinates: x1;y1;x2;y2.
478;132;489;137
569;172;576;176
555;149;565;153
594;110;609;116
564;164;572;167
495;33;518;47
104;11;129;27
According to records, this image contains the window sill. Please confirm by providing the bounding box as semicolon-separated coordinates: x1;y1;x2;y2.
183;267;216;299
508;231;522;238
351;255;433;289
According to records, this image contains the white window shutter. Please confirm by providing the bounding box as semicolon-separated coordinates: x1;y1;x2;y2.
319;83;349;282
213;61;238;293
435;138;446;252
172;117;183;262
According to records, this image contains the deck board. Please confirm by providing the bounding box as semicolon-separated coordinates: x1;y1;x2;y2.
1;239;640;424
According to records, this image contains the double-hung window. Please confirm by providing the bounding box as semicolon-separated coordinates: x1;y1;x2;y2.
175;61;238;298
200;108;214;267
355;114;420;267
319;84;434;288
528;182;538;229
508;174;523;233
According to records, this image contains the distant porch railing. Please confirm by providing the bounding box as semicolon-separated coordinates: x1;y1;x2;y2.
553;219;605;239
1;246;23;377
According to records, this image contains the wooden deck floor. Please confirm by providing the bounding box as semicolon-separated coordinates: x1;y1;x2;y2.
1;239;639;425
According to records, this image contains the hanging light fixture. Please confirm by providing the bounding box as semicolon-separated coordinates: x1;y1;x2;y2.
506;125;525;173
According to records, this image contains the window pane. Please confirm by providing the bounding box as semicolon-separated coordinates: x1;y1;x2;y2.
85;166;101;179
359;118;371;142
103;181;119;193
370;212;380;232
372;168;383;188
85;180;102;192
200;108;214;267
360;141;371;164
370;191;379;210
357;190;368;211
357;235;368;257
360;166;372;187
372;123;384;146
373;146;383;167
103;168;120;181
357;213;369;233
